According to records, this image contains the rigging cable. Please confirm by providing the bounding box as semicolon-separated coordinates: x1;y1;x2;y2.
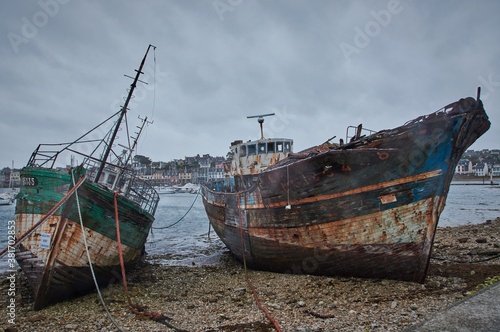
137;47;157;155
431;253;500;263
151;46;157;120
236;177;283;332
285;165;291;209
151;189;200;230
113;192;186;331
71;172;124;332
124;112;131;156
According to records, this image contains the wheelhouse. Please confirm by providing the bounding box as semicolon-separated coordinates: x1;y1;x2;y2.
229;138;293;176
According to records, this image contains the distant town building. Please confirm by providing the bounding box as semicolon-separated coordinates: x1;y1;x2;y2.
491;164;500;177
0;168;20;188
456;159;473;175
472;163;488;176
455;149;500;177
2;149;498;188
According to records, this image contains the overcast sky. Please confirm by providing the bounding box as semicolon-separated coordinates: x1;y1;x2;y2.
1;0;499;169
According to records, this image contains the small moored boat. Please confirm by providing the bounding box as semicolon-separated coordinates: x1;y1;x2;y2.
0;193;14;205
156;186;177;194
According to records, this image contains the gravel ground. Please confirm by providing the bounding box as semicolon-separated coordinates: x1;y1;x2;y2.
1;218;499;332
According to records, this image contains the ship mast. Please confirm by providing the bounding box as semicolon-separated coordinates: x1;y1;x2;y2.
94;44;156;183
124;115;153;168
247;113;275;139
111;116;153;191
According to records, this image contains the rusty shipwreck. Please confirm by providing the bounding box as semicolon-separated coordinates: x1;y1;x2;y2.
201;89;490;282
12;45;159;309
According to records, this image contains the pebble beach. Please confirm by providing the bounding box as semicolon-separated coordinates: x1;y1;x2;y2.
1;218;499;332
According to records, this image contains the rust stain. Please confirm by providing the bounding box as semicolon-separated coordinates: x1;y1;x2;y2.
251;169;442;209
202;96;490;282
250;198;435;246
341;164;352;172
379;193;397;204
377;151;390;160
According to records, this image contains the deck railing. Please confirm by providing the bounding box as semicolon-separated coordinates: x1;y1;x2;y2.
26;143;159;216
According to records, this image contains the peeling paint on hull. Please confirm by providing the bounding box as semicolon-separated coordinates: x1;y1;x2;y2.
13;46;159;310
202;96;490;282
207;198;436;282
15;168;154;310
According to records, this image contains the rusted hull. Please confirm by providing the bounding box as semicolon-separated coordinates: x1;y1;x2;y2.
15;168;154;309
202;97;490;282
205;196;437;282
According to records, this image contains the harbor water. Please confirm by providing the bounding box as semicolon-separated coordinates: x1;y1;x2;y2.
1;184;499;274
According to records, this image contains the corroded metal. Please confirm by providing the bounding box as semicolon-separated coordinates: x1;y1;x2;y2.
15;168;153;309
14;46;158;310
202;95;490;282
228;139;292;175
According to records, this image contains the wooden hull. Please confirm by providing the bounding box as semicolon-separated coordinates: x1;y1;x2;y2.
15;168;155;309
202;97;490;282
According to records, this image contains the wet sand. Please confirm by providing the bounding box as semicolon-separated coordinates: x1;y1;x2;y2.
1;218;499;332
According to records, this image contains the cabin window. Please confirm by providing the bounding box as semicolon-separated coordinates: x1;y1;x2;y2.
247;144;257;155
240;145;247;157
284;141;291;152
276;142;284;152
267;142;275;153
258;143;266;154
107;174;116;186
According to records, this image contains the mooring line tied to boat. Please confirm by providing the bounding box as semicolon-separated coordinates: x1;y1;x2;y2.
152;189;201;231
431;253;500;263
236;191;283;332
113;191;188;332
70;173;124;332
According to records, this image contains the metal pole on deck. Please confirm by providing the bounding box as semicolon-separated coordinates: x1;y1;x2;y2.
94;44;156;183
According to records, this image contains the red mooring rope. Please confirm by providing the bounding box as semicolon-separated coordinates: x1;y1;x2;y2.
237;192;283;332
113;192;184;329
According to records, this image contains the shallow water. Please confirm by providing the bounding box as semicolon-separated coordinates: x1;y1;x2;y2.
439;183;500;227
144;192;226;266
1;184;499;273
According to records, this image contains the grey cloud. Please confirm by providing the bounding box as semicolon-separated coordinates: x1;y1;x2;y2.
1;0;498;168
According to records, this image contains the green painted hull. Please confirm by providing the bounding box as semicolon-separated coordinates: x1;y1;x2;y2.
15;167;155;310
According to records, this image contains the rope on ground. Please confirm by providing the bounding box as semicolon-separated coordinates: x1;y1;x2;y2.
152;189;200;230
71;172;125;332
237;191;283;332
431;253;500;263
0;174;87;259
113;192;188;332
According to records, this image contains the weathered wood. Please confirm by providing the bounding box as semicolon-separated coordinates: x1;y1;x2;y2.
15;168;155;309
14;46;159;310
202;95;490;282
